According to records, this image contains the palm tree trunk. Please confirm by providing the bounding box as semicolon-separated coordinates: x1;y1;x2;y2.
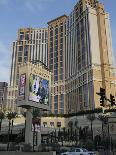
7;120;11;151
91;121;93;140
102;121;104;139
0;119;2;132
11;120;14;141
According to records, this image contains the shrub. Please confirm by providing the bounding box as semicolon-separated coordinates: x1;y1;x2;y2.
22;143;32;152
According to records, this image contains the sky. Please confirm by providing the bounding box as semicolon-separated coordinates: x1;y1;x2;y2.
0;0;116;84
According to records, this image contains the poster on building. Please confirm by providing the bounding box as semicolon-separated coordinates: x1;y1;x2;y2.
32;117;41;132
29;74;49;105
19;74;26;100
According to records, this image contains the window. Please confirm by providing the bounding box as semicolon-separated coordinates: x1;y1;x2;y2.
55;28;58;34
54;70;58;76
60;74;63;80
54;95;58;113
25;32;29;40
0;92;3;97
54;52;58;57
18;57;22;62
50;30;53;36
60;68;63;74
19;46;23;51
60;56;63;61
54;76;58;81
20;32;24;40
50;53;53;59
60;62;63;67
18;51;22;57
60;109;64;114
43;122;47;127
50;122;54;127
24;50;28;57
54;95;58;102
39;33;41;39
54;109;58;114
84;84;88;107
54;63;58;70
57;122;61;128
24;57;28;62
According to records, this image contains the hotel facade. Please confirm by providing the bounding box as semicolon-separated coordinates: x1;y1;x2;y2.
7;28;48;112
7;0;116;114
48;0;116;114
48;15;68;114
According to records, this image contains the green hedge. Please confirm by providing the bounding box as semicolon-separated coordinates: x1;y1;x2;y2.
104;108;116;113
42;108;103;118
42;108;116;118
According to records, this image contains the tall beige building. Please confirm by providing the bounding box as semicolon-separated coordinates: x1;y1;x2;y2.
48;0;116;114
10;28;48;87
7;0;116;114
7;28;48;112
65;0;116;113
48;15;68;114
0;82;8;111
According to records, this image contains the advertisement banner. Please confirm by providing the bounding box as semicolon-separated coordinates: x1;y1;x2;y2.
29;74;49;105
19;74;26;100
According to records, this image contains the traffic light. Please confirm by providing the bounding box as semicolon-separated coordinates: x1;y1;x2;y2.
110;94;115;106
100;87;105;107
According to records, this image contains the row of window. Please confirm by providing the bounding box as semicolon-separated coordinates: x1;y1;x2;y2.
20;31;47;41
66;81;94;112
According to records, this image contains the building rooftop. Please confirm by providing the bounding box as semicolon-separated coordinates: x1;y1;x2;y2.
47;14;67;25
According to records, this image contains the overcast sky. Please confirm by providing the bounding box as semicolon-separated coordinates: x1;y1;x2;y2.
0;0;116;84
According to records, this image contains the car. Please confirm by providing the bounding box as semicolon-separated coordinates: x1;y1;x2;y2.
60;148;96;155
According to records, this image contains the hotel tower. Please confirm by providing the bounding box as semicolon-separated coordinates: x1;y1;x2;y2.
48;0;116;114
7;28;48;112
48;15;68;114
7;0;116;114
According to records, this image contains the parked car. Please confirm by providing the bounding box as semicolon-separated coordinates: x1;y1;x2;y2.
61;148;96;155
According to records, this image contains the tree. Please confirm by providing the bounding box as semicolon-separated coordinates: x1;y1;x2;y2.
0;111;5;132
33;108;41;118
68;121;73;129
74;120;78;129
86;114;96;140
98;115;108;138
6;112;17;150
7;112;17;132
68;121;73;141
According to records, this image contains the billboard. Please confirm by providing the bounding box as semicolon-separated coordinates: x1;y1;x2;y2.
19;74;26;99
29;74;49;105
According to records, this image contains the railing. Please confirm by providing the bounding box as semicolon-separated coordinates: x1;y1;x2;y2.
0;124;59;135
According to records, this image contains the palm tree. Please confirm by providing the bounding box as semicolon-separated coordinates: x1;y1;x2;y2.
6;112;17;150
68;121;73;129
74;120;79;129
33;108;41;118
0;111;5;132
68;121;73;142
74;120;79;144
86;114;96;140
98;114;108;138
7;112;17;132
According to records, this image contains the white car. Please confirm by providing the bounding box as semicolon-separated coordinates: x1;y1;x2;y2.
61;148;96;155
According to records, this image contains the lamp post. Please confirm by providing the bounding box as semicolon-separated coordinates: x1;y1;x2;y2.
109;135;112;153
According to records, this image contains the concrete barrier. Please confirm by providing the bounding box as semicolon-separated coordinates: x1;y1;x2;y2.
0;151;56;155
